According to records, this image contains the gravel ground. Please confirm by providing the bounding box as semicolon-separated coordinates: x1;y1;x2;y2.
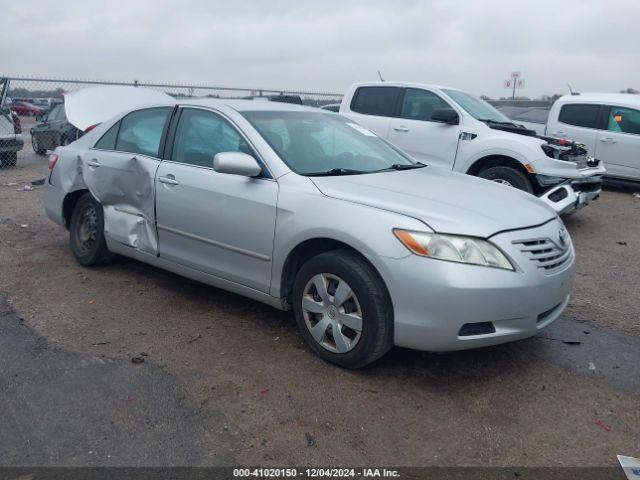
1;122;639;467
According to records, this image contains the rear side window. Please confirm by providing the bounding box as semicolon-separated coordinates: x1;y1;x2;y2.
558;104;600;129
400;88;450;121
607;106;640;135
115;107;171;157
58;105;68;121
94;122;120;150
351;87;400;117
47;105;62;121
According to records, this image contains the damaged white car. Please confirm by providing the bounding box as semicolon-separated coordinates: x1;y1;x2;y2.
45;88;576;368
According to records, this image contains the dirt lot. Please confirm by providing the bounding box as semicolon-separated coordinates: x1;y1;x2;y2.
1;122;639;467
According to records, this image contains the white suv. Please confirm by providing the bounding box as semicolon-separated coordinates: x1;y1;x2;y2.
545;93;640;183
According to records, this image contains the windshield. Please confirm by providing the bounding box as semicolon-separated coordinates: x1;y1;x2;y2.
242;111;416;175
442;89;511;123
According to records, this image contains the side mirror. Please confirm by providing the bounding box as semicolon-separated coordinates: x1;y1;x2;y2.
431;108;459;125
213;152;262;177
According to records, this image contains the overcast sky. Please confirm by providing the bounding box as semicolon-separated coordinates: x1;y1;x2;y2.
1;0;638;98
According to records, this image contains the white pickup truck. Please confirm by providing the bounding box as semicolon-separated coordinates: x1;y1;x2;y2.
339;82;606;215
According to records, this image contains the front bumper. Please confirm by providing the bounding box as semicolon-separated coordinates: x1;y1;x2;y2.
538;176;602;215
384;218;575;351
0;135;24;153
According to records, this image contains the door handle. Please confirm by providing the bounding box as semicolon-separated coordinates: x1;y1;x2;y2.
158;175;180;186
551;131;566;137
393;126;410;132
86;159;100;167
599;137;617;144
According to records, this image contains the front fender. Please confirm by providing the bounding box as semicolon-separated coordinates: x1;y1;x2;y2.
269;175;428;298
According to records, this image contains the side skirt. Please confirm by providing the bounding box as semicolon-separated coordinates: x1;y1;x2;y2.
106;240;289;311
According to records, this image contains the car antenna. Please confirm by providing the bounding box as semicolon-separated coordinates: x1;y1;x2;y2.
377;70;385;82
568;84;579;95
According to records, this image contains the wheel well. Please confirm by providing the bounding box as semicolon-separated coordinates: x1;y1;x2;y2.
466;155;540;192
466;155;529;177
62;189;89;228
280;238;376;304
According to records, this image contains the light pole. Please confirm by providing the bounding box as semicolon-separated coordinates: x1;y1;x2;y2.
504;72;525;100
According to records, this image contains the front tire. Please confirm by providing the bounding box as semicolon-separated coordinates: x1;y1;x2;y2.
292;250;393;368
478;165;534;194
69;193;114;266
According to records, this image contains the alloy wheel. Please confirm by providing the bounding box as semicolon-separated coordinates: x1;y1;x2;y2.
301;273;363;354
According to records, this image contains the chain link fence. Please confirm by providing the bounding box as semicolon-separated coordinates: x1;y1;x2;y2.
0;75;343;168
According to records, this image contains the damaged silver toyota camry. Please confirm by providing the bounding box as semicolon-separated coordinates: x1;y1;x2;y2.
45;89;575;368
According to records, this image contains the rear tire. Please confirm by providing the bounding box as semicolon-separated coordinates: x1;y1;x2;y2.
292;249;393;368
478;165;534;194
32;135;45;155
0;152;17;168
69;193;114;266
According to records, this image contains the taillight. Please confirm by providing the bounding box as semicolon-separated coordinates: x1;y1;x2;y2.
48;154;59;170
84;124;98;133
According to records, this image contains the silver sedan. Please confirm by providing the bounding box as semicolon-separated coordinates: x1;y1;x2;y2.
45;97;575;368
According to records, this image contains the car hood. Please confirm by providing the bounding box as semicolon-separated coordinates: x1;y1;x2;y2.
309;167;556;237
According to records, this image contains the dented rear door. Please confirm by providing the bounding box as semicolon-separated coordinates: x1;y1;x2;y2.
84;107;173;254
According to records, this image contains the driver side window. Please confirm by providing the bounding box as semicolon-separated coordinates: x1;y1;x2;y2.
400;88;450;122
171;108;256;168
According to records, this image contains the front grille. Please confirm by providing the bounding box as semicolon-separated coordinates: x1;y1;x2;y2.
512;237;572;273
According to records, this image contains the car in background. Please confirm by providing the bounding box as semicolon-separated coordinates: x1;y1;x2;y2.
31;97;64;113
0;106;24;167
11;101;45;117
31;103;82;154
496;106;551;133
45;92;576;368
340;82;605;215
320;103;341;112
243;94;304;105
543;94;640;183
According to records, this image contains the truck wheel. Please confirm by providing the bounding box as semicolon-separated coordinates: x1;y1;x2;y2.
479;166;533;194
292;249;393;369
32;135;46;155
69;193;114;266
0;152;17;168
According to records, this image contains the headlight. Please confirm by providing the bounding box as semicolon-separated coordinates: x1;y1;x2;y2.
393;229;514;270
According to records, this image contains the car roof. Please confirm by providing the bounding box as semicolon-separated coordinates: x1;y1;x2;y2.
179;98;319;113
348;81;453;92
558;93;640;108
